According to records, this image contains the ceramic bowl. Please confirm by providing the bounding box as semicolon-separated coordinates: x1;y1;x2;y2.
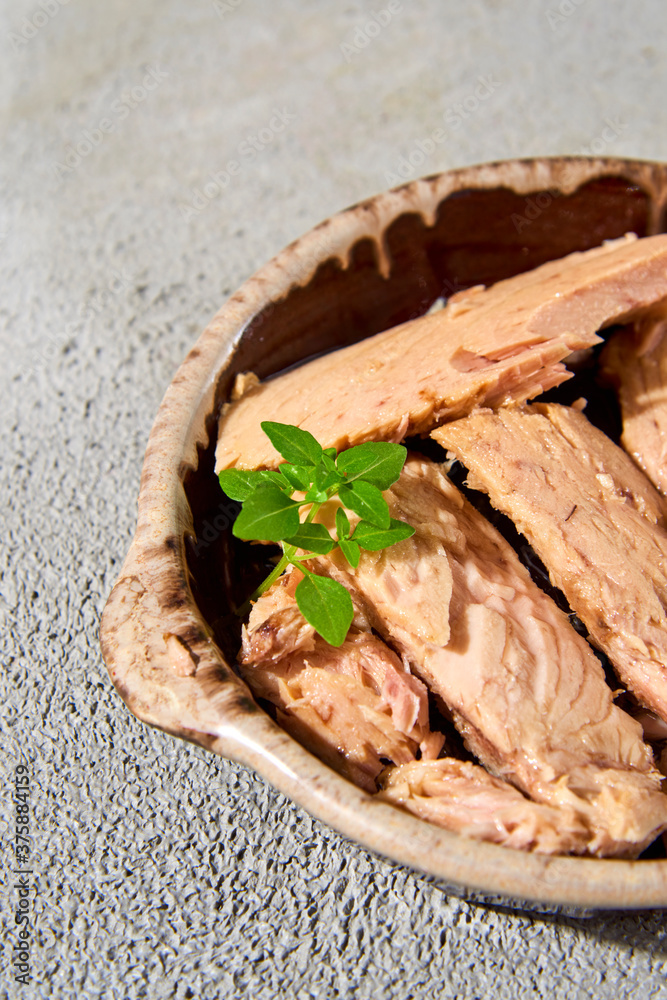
100;156;667;914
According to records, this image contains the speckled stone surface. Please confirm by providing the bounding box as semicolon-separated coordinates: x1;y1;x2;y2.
4;1;667;996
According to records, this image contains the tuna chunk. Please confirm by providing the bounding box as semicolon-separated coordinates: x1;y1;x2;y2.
601;309;667;496
216;234;667;471
241;573;594;854
379;760;590;855
312;457;667;857
435;403;667;724
239;571;444;791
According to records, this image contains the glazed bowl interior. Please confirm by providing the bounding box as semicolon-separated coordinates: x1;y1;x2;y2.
185;167;660;661
101;157;667;913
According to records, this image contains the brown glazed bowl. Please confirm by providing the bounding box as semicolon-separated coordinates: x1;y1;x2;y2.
100;157;667;914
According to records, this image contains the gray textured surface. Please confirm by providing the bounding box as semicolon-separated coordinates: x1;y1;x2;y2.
4;0;667;996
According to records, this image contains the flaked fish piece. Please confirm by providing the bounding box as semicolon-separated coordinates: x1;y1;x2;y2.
216;234;667;471
239;572;444;792
601;309;667;496
243;566;321;663
312;456;667;857
435;403;667;724
379;760;590;855
240;575;592;854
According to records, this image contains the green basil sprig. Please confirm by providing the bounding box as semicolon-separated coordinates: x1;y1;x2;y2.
218;422;414;646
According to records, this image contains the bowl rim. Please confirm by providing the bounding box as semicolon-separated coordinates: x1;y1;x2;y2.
100;155;667;912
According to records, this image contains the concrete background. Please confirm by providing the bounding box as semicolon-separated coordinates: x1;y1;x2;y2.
3;0;667;996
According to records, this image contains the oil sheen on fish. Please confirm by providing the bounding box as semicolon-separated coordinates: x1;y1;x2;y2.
239;569;443;792
601;309;667;496
216;234;667;471
310;456;667;857
241;573;592;854
435;403;667;725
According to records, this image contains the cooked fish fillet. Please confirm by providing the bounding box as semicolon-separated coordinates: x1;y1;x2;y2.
433;404;667;732
601;310;667;496
312;456;667;857
435;403;667;724
239;571;444;792
216;234;667;471
379;760;590;855
241;575;591;854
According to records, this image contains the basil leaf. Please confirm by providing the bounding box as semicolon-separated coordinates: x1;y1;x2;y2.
304;485;328;503
353;517;415;551
320;453;338;473
284;523;335;554
338;481;390;529
338;537;360;568
226;423;416;628
278;464;313;491
218;468;270;501
258;470;285;488
295;574;354;646
335;506;351;540
232;486;301;541
336;442;407;489
313;461;341;494
261;421;323;465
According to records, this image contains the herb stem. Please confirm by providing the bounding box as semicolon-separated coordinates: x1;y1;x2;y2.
219;425;412;645
303;501;321;524
238;502;323;614
236;552;290;617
